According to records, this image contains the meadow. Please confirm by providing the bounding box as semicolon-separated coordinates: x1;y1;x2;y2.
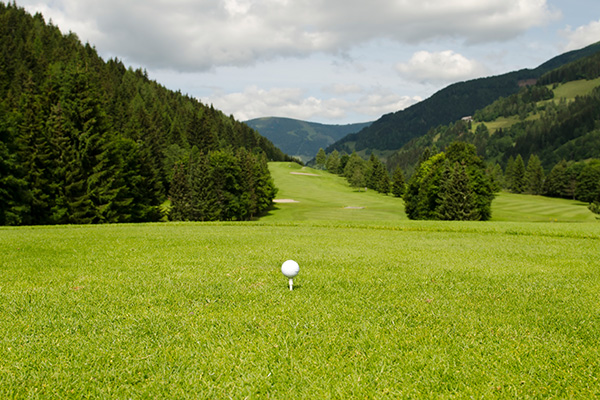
1;163;599;399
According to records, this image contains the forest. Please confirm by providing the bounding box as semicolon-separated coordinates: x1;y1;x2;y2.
0;3;291;225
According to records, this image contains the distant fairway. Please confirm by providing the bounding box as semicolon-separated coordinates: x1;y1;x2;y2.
492;191;598;222
264;162;407;221
266;162;597;223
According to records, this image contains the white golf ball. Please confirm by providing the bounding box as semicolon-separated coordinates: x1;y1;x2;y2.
281;260;299;278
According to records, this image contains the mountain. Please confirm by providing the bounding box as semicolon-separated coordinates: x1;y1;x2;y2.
327;42;600;157
245;117;372;162
0;3;291;225
386;50;600;176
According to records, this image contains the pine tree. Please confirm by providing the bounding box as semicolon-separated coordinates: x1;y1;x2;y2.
315;148;327;170
504;156;515;190
391;166;405;198
510;154;526;193
525;154;544;195
169;162;192;221
437;161;479;221
325;150;340;173
575;160;600;203
543;160;569;198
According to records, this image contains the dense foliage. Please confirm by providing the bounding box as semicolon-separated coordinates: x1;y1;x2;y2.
0;4;290;225
404;143;495;221
169;148;277;221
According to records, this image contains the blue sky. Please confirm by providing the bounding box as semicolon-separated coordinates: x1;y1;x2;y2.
15;0;600;124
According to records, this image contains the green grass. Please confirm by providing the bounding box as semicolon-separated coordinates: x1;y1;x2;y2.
550;77;600;101
265;162;596;223
1;164;599;398
263;162;407;221
1;222;599;398
471;77;600;135
492;191;598;222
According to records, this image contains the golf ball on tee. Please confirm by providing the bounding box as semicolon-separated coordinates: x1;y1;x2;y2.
281;260;299;278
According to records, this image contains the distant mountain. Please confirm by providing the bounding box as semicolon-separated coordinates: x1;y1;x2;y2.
327;42;600;157
245;117;372;162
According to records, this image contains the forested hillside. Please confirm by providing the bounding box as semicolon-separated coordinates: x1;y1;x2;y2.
245;117;371;162
0;3;290;225
327;42;600;156
387;52;600;175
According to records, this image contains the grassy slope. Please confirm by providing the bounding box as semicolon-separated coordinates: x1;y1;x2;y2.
473;77;600;133
266;162;596;223
263;162;407;221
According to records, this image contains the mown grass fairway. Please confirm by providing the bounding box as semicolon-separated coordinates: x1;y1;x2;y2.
2;163;599;398
266;162;596;223
264;162;407;221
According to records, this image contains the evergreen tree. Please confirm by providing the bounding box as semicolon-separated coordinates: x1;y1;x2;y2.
405;142;494;221
525;154;545;195
315;148;327;170
575;160;600;203
437;161;479;221
487;163;504;192
543;159;569;198
510;154;526;193
169;162;192;221
504;156;515;190
325;150;340;173
391;166;405;198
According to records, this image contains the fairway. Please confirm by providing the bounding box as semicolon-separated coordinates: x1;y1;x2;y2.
266;162;597;223
264;162;407;221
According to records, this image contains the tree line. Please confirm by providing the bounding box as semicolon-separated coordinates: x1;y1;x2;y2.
0;4;289;225
169;147;277;221
314;148;406;197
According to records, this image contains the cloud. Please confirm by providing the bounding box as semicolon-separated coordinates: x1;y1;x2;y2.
20;0;558;71
205;86;421;122
395;50;488;84
561;19;600;51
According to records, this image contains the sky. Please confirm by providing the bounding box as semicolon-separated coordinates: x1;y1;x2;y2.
14;0;600;125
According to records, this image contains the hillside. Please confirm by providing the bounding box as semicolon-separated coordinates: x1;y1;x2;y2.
246;117;371;162
386;51;600;175
0;3;291;226
327;41;600;156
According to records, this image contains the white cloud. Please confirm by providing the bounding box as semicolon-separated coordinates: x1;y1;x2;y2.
561;19;600;51
20;0;558;71
395;50;489;84
205;86;420;122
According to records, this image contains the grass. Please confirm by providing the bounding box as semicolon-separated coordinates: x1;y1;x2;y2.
266;162;596;223
1;222;600;398
492;191;598;222
263;162;407;221
1;163;599;398
549;77;600;101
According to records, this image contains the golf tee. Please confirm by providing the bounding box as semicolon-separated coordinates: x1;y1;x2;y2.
289;278;293;290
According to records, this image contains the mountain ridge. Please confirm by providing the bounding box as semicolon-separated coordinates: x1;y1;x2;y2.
326;41;600;157
245;116;372;162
